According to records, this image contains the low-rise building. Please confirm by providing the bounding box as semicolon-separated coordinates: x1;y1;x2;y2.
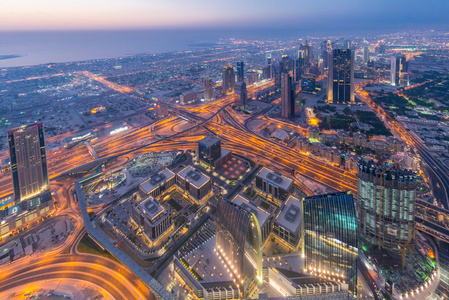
273;195;302;250
255;167;294;204
139;169;176;199
132;196;172;242
177;166;212;203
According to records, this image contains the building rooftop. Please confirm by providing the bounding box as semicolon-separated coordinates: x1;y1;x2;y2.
257;167;294;191
274;195;302;235
231;195;270;229
358;159;417;181
140;168;175;194
178;165;210;189
136;196;166;223
199;135;220;147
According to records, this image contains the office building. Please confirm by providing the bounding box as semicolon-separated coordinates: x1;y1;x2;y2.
198;136;231;169
216;200;262;298
8;123;49;201
301;73;316;93
222;65;235;95
236;61;244;82
273;195;302;250
255;167;294;204
132;196;172;242
203;78;214;101
176;166;212;203
267;53;273;79
357;160;417;252
139;168;176;199
327;49;355;104
391;54;409;87
363;45;370;63
235;81;248;106
180;91;198;105
303;41;312;69
343;40;351;49
281;72;296;120
303;192;358;295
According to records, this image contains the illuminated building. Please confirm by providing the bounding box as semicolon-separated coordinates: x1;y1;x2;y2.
177;166;212;203
154;103;169;118
327;49;355;104
222;65;235;95
301;73;316;93
343;40;351;49
236;61;244;82
363;45;370;63
357;160;417;252
132;196;172;241
139;168;176;199
303;41;311;69
8;123;49;201
255;167;294;204
198;136;231;169
390;54;409;87
273;195;302;250
281;72;296;120
203;78;214;101
216;200;263;298
180;91;199;105
303;191;358;295
235;81;248;106
267;53;273;79
231;195;271;243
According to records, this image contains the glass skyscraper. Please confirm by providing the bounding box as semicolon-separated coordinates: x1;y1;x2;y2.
216;200;263;298
327;49;355;104
303;191;358;295
8;123;49;201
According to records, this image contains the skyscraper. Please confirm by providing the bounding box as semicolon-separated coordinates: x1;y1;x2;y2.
203;78;214;101
357;160;417;252
235;81;247;106
281;72;296;120
327;49;355;104
390;54;409;87
216;200;262;297
303;191;358;295
8;123;49;201
236;61;244;82
267;53;273;79
303;41;311;69
343;40;351;49
363;45;370;63
222;65;235;95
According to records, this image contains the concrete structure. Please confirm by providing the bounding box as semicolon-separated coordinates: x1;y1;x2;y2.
235;81;248;106
273;195;302;250
139;168;176;199
255;167;294;204
177;166;212;203
180;91;199;105
203;78;214;101
132;196;172;242
222;65;235;95
357;160;417;252
391;54;409;87
327;49;355;104
281;72;296;120
8;123;49;201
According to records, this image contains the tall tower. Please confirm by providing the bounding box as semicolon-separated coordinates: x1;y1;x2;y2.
8;123;49;201
363;45;370;63
303;41;311;69
203;78;214;101
236;61;244;82
281;72;296;120
327;49;355;104
267;53;273;79
222;65;235;95
391;54;409;87
357;160;417;252
235;81;247;106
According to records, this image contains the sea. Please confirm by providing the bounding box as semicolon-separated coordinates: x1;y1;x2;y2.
0;29;313;68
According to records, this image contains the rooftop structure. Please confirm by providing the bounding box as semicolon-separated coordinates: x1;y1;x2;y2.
255;167;294;203
139;168;176;198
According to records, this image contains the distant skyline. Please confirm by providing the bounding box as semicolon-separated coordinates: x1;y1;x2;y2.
1;0;449;32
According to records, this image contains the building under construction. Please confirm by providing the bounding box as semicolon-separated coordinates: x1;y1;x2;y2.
357;159;417;252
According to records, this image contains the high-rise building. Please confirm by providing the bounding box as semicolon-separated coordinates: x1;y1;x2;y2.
198;136;221;166
363;45;370;63
357;160;417;252
216;200;263;297
303;41;312;69
390;54;409;87
235;81;247;106
203;78;214;101
343;40;351;49
281;55;295;76
8;123;49;201
327;49;355;104
267;53;273;79
281;72;296;120
236;61;244;82
222;65;235;95
303;191;358;295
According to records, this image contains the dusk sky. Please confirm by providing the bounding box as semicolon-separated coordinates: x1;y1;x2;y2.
1;0;448;31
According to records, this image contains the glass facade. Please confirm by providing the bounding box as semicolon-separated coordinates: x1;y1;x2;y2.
303;192;358;295
216;200;262;298
327;49;354;104
198;138;221;166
